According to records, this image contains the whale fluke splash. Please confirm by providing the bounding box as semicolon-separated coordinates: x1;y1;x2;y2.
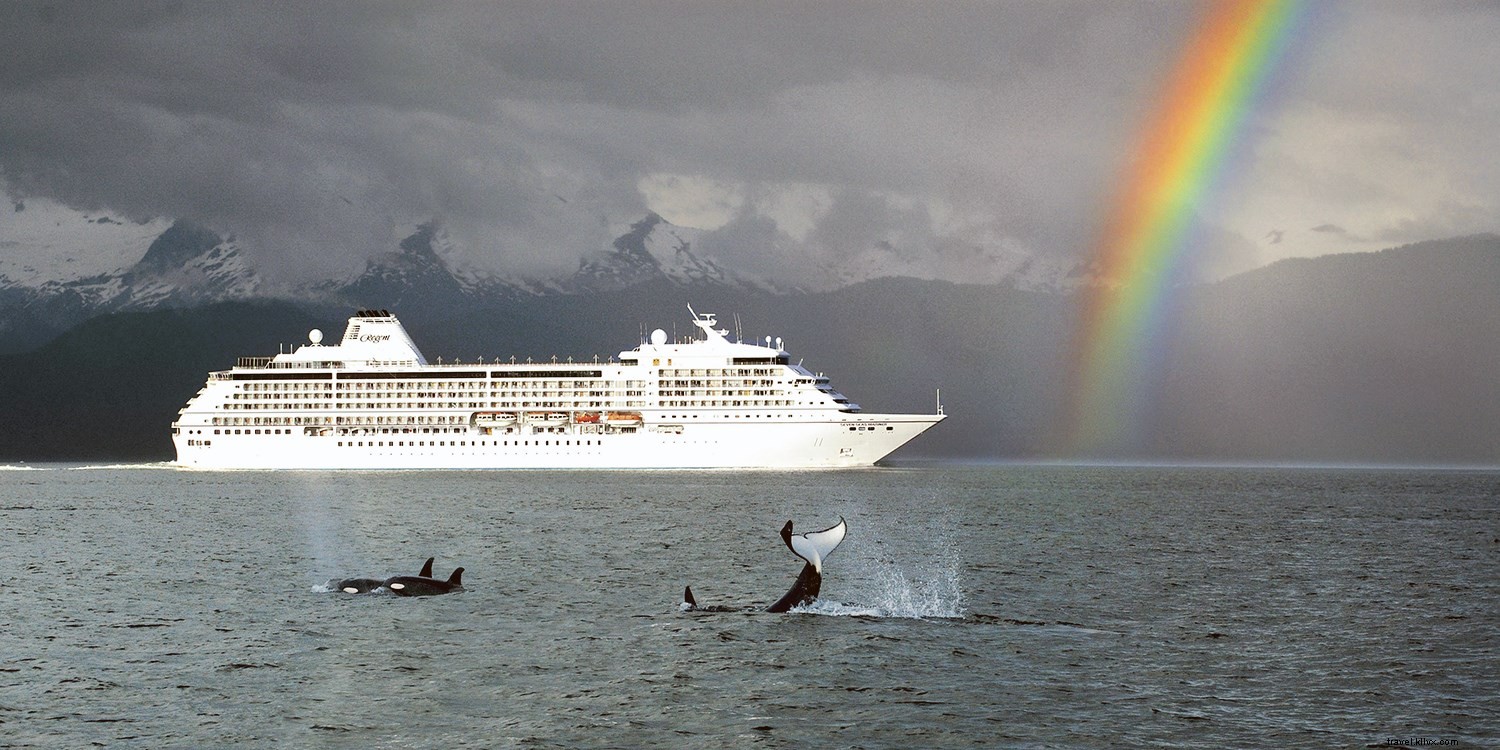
681;517;847;613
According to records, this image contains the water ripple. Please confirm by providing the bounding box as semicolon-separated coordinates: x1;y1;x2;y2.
0;465;1494;748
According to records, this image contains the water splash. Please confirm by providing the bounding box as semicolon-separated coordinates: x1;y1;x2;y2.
807;558;967;620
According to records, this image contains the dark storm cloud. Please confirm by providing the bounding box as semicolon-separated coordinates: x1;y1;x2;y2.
1;1;1495;285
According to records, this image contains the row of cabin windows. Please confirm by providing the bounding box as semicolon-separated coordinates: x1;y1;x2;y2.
212;416;468;426
220;396;821;410
220;400;650;411
238;380;645;393
235;377;811;397
206;409;853;430
234;390;814;404
661;367;783;377
339;439;601;448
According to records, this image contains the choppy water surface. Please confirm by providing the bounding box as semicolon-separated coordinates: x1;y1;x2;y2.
1;464;1495;748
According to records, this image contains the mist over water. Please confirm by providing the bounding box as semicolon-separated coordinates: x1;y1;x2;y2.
1;464;1494;748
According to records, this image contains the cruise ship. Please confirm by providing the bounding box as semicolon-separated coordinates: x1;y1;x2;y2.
171;308;946;469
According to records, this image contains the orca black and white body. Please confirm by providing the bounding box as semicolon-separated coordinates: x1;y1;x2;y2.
682;517;847;613
335;557;434;594
335;577;385;594
766;517;846;612
384;566;464;597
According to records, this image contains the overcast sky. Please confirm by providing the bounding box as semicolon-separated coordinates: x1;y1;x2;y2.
1;1;1496;286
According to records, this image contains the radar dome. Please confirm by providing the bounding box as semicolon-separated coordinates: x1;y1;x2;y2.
309;328;324;345
650;329;668;346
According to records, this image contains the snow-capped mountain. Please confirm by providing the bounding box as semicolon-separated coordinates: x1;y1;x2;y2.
312;213;782;313
305;221;560;318
0;198;170;285
0;204;1070;353
108;220;262;307
315;222;474;312
569;213;774;293
36;220;261;309
0;219;264;352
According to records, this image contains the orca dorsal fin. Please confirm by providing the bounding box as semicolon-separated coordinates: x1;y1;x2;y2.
683;586;697;608
782;517;846;572
419;557;434;578
447;567;464;585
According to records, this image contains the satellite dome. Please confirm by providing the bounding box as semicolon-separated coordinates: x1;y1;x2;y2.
309;329;324;345
650;328;668;346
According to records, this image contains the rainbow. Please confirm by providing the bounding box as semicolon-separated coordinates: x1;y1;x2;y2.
1064;0;1310;455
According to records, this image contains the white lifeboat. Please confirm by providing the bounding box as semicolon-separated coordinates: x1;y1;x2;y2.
473;411;517;427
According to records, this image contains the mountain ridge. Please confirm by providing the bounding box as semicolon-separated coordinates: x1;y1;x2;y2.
0;234;1494;464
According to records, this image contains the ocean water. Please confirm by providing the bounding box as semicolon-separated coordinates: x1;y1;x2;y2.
0;463;1495;749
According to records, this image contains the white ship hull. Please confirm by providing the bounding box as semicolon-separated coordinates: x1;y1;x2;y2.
173;415;941;470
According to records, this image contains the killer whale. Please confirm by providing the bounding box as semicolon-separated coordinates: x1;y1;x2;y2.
335;557;434;594
766;517;846;612
682;517;846;613
384;566;465;597
679;585;731;612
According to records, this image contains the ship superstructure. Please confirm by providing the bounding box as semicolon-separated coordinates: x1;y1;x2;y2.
171;308;946;469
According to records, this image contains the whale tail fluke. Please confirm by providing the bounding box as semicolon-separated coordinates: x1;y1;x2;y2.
767;517;846;612
781;517;846;572
681;518;847;613
419;557;435;578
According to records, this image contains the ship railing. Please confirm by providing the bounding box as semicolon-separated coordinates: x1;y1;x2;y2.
235;358;348;370
265;361;346;369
